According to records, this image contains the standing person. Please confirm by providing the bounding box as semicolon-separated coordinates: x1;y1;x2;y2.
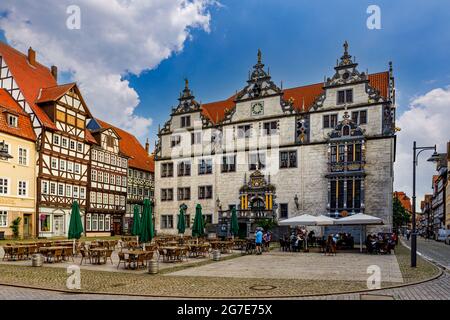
406;229;411;241
255;228;263;255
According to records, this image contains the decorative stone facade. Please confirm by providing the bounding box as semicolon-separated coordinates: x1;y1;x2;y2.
155;42;396;236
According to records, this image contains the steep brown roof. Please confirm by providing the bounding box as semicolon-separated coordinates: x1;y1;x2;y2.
0;89;36;142
36;83;76;103
199;71;390;124
95;119;154;173
394;191;412;213
0;41;57;129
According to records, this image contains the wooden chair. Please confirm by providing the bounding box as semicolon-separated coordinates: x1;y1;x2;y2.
54;249;63;263
79;249;91;265
157;248;166;262
103;249;114;264
63;247;74;262
16;247;25;260
117;252;129;269
2;246;12;261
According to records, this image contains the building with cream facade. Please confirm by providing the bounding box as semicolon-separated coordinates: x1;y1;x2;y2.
154;43;396;238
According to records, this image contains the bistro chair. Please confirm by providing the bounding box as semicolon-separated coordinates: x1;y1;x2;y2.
79;249;91;265
62;247;74;262
2;246;12;261
103;249;114;264
117;252;129;269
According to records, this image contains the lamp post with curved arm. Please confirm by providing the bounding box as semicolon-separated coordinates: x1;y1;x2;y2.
411;141;440;267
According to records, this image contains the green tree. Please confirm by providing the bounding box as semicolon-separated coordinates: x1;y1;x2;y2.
256;218;278;231
393;197;410;231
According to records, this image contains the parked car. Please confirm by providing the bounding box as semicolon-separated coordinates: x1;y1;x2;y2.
436;229;449;244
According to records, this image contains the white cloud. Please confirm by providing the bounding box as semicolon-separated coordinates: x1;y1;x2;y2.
394;86;450;209
0;0;214;140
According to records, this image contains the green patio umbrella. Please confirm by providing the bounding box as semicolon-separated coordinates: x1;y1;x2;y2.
192;204;205;238
139;199;154;243
131;205;141;236
68;201;83;239
177;206;186;235
230;206;239;238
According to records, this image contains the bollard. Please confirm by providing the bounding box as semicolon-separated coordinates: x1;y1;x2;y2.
148;259;159;274
212;249;221;261
31;253;43;267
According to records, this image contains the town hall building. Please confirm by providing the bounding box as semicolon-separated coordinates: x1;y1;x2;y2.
154;42;396;237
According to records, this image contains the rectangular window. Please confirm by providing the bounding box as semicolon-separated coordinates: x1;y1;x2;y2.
178;187;191;201
185;214;191;228
74;163;80;174
77;143;83;153
237;125;251;138
0;211;7;227
58;183;64;196
355;143;362;162
263;121;278;135
91;169;97;181
331;146;337;163
111;155;116;166
1;143;10;161
73;186;79;198
351;110;368;125
92;149;97;161
109;194;114;205
40;214;51;232
330;181;337;210
105;215;111;231
61;137;68;148
104;172;109;184
191;132;202;145
50;182;56;195
337;89;353;104
346;180;353;209
161;188;174;201
338;145;345;163
280;203;288;219
66;185;72;197
7;114;18;127
90;191;96;203
18;148;27;165
221;155;236;173
280;151;297;168
98;171;103;183
42;181;48;194
161;215;174;229
198;185;213;199
170;135;181;147
67;161;73;172
99;215;104;231
18;181;27;196
51;158;57;169
338;180;345;209
330;114;338;128
181;115;191;128
198;158;213;175
92;214;98;231
323;114;338;129
249;153;265;170
354;180;361;209
86;214;91;232
115;195;119;206
106;136;114;147
97;193;102;204
60;159;66;171
0;178;9;195
178;161;191;176
70;140;75;150
80;187;86;199
161;163;174;177
116;175;121;186
53;135;60;145
98;152;104;162
103;193;108;204
347;144;354;162
105;153;110;164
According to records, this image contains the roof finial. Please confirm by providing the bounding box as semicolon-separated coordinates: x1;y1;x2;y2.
343;40;349;55
184;78;189;89
257;48;262;64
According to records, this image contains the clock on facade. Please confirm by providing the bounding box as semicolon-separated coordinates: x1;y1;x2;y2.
251;102;264;116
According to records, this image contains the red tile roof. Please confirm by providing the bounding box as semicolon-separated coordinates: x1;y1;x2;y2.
0;89;36;142
200;71;390;124
0;41;57;129
36;83;76;103
394;191;412;213
95;119;154;173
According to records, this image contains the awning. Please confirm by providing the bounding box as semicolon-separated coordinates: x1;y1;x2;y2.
333;213;383;225
279;214;336;226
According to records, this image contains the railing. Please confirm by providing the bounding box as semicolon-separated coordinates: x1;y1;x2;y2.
329;161;364;172
218;209;274;219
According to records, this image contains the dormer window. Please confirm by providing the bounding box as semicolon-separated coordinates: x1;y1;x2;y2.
7;114;18;127
181;116;191;128
342;125;350;136
337;89;353;104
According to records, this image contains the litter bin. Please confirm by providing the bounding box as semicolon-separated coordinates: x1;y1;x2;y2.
31;254;43;267
148;259;159;274
212;250;221;261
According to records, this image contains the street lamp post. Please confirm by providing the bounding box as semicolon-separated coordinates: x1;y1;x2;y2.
411;141;440;267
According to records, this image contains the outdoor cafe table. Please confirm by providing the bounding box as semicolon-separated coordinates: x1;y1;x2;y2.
160;246;186;262
209;241;233;253
39;246;69;262
187;244;209;258
89;248;108;264
121;249;147;269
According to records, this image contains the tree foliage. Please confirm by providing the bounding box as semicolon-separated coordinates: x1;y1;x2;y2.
393;197;410;230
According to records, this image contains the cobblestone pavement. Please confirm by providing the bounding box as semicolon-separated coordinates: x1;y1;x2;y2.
402;237;450;270
0;271;448;300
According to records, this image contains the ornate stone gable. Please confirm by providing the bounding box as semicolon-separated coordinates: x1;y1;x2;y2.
171;79;201;115
235;50;283;102
240;169;276;193
328;110;365;140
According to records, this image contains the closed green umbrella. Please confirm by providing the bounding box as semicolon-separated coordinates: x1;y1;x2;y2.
131;205;141;236
230;206;239;238
139;199;154;243
68;201;83;239
192;204;205;237
177;206;186;234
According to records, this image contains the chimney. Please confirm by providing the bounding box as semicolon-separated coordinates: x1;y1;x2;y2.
28;47;36;66
145;138;149;154
51;66;58;81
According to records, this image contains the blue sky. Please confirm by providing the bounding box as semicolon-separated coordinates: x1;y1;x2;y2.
1;0;449;203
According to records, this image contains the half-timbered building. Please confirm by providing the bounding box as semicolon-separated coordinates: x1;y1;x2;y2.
88;119;154;234
154;42;396;238
0;42;96;237
86;121;128;236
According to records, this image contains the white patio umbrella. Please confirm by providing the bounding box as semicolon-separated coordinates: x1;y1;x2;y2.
279;214;336;250
334;213;383;252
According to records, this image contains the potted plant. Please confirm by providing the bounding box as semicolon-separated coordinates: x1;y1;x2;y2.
10;217;22;239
